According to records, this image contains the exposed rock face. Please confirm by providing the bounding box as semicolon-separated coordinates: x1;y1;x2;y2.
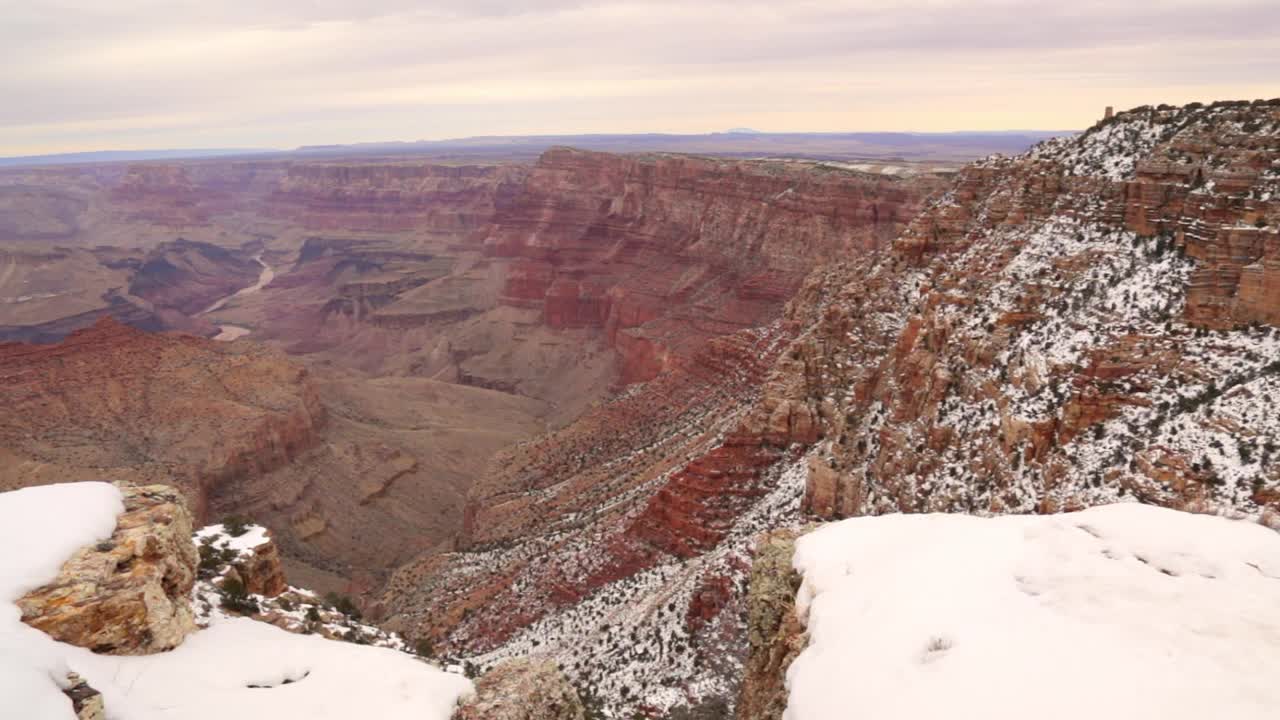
269;162;527;233
736;530;806;720
212;534;289;598
455;659;585;720
109;164;213;227
483;147;939;384
769;100;1280;523
238;536;288;597
18;484;198;654
62;673;105;720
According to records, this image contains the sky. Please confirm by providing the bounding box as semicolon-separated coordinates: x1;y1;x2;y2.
1;0;1277;156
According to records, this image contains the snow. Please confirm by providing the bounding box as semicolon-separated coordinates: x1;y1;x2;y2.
0;482;123;720
1;483;472;720
196;522;270;554
67;617;472;720
786;505;1280;720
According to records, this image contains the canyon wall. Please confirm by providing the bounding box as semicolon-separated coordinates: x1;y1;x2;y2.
378;154;943;714
763;100;1280;523
483;148;928;384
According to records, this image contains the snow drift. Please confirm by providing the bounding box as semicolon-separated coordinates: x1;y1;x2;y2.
786;504;1280;720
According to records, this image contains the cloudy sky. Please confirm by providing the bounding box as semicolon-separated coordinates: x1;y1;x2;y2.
2;0;1276;155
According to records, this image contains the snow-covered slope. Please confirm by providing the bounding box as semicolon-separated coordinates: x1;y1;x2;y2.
0;482;472;720
787;505;1280;720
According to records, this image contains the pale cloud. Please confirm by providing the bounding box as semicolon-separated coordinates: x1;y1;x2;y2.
1;0;1276;154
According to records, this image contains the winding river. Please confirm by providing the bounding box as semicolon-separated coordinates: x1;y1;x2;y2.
201;254;274;341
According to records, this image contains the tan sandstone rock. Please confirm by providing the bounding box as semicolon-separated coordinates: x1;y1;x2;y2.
18;484;198;654
455;658;585;720
239;535;289;598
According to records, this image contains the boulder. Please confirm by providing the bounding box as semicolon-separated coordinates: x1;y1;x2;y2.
18;484;198;654
455;658;585;720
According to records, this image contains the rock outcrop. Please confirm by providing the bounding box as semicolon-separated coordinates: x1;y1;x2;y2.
197;523;290;598
455;659;585;720
235;535;289;597
763;100;1280;523
17;484;198;654
736;530;806;720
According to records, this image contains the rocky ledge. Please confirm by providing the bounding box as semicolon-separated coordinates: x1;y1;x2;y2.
17;483;198;654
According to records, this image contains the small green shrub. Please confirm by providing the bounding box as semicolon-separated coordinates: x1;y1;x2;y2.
324;592;362;621
219;577;259;615
222;515;252;537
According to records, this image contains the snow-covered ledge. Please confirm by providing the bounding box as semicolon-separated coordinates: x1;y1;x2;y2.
784;504;1280;720
1;482;472;720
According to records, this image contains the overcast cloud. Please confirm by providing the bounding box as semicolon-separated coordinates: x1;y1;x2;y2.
1;0;1276;154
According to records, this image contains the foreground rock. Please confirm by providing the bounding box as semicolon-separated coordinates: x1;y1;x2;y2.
3;482;473;720
736;529;805;720
17;484;197;654
739;504;1280;720
455;659;585;720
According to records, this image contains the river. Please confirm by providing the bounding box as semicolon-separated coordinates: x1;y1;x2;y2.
201;254;274;341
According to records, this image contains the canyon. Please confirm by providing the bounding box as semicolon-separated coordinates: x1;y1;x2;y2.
3;99;1279;719
380;100;1280;716
0;146;945;597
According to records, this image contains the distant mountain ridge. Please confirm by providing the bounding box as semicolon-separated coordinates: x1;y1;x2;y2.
1;130;1072;169
290;130;1069;163
0;148;276;168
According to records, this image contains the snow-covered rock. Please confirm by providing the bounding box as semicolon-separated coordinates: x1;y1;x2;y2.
1;482;473;720
196;521;288;597
781;504;1280;720
18;484;198;655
